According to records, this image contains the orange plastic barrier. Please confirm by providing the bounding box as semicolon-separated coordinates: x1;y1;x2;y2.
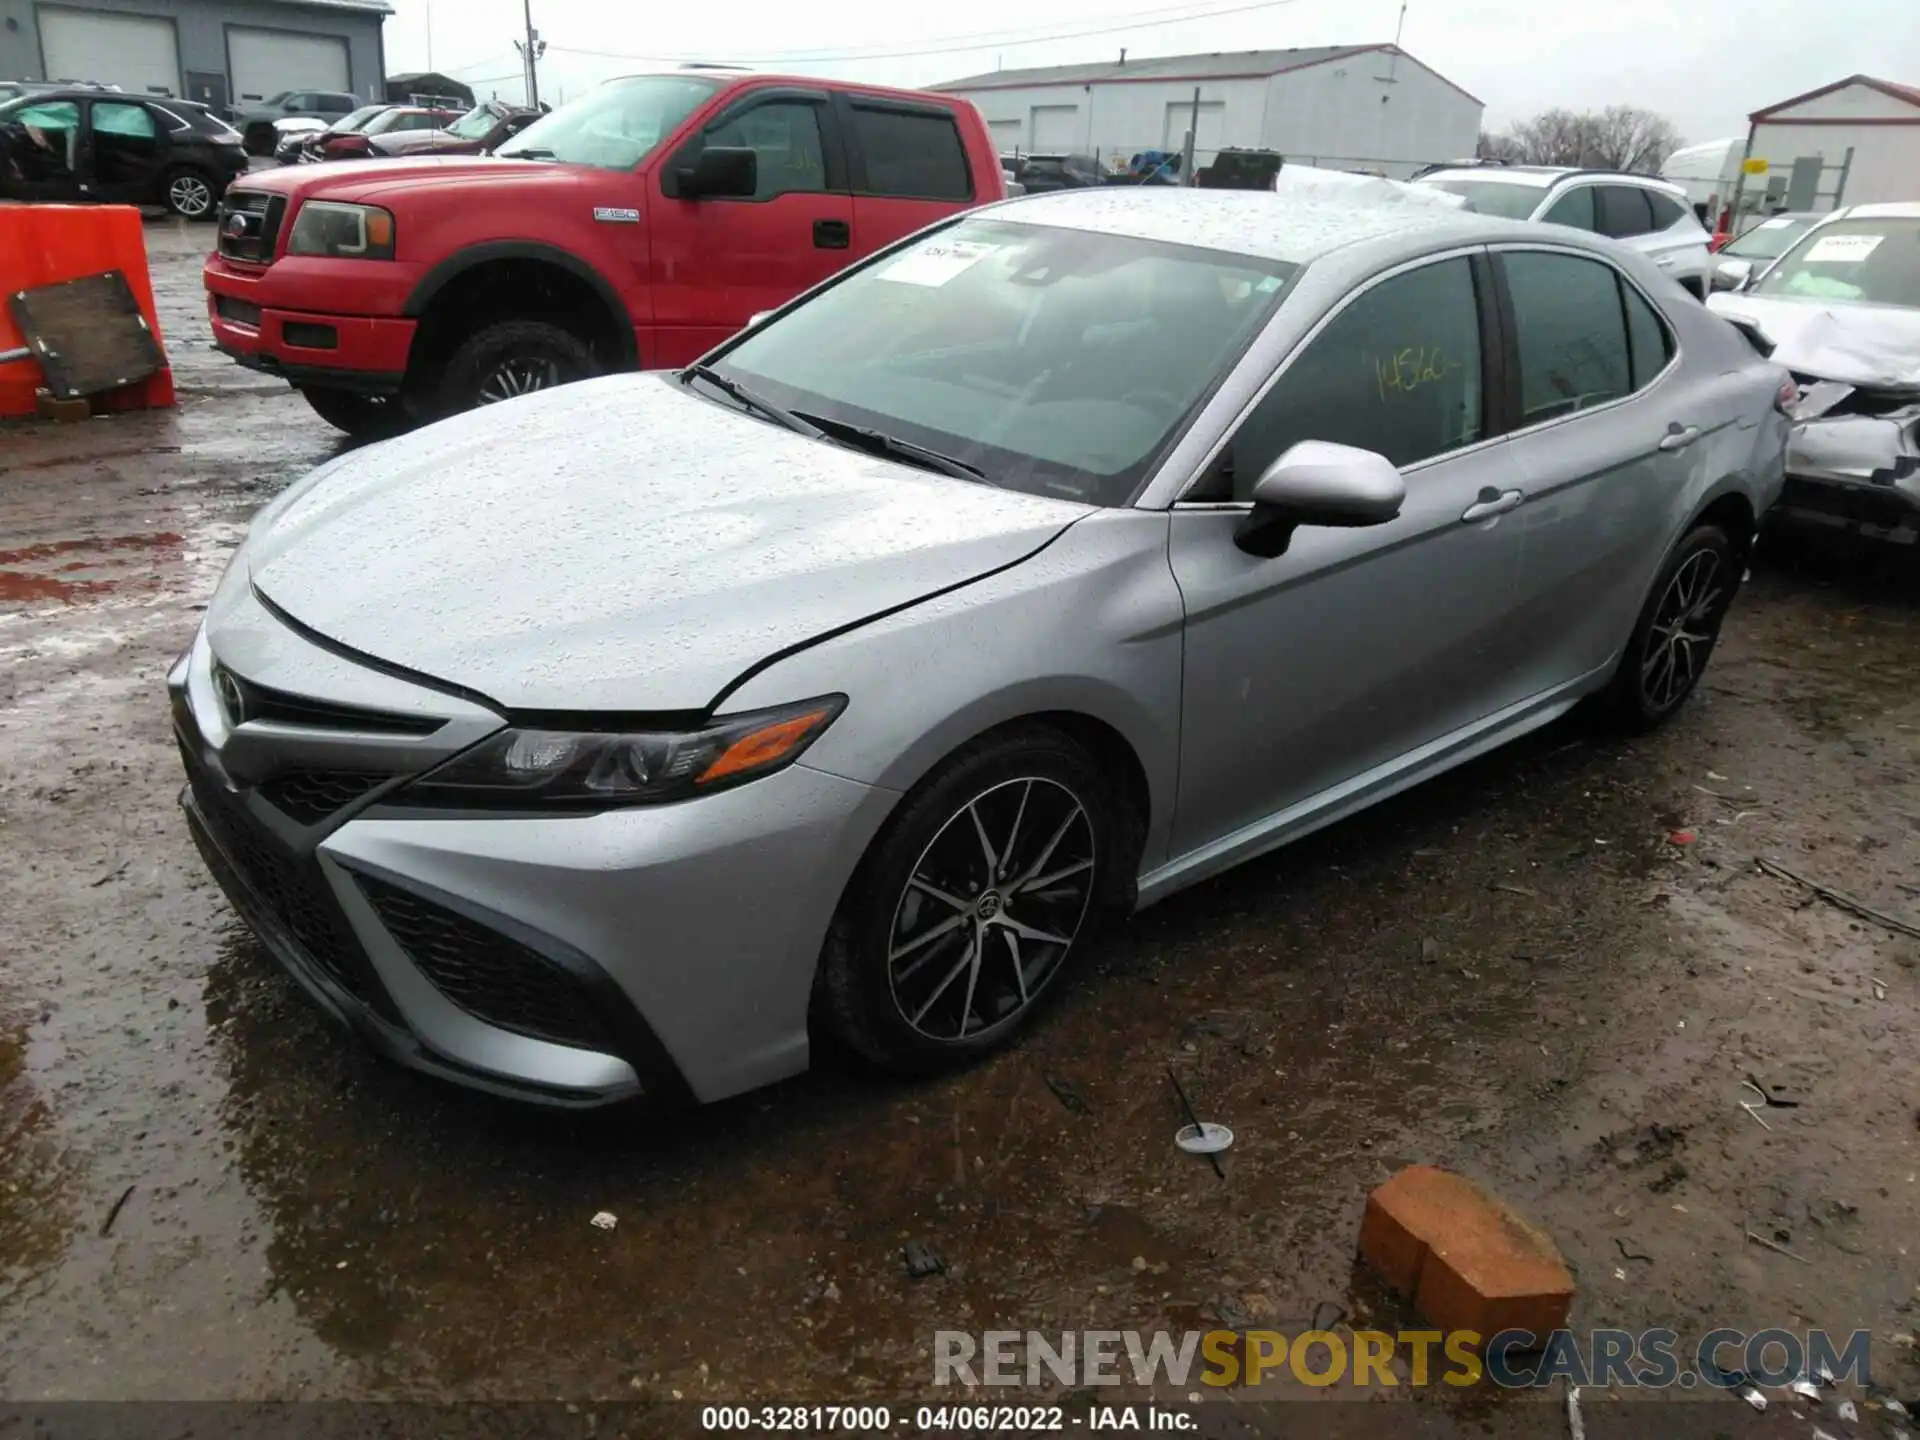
0;203;175;418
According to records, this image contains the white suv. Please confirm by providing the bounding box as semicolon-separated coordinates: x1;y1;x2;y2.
1415;166;1713;299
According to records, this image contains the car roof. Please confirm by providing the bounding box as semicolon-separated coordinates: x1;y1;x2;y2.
1420;166;1690;198
987;187;1517;265
1836;201;1920;220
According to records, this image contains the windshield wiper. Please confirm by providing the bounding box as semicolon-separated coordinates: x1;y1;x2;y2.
502;146;555;158
791;410;991;484
683;364;822;438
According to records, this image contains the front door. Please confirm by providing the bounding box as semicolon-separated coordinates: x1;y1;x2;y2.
647;89;853;368
1;99;83;203
1169;252;1534;858
87;100;164;207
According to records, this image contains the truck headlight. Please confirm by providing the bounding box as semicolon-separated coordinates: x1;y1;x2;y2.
287;201;395;259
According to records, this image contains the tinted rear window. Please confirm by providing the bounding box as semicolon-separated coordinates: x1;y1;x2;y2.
850;105;971;200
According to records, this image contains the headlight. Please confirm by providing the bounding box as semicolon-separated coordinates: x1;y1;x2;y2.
287;201;395;259
395;697;846;810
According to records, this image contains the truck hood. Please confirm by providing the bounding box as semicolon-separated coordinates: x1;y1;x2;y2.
1707;292;1920;391
246;374;1087;713
234;155;570;207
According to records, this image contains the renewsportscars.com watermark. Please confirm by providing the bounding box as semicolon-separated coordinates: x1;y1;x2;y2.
933;1328;1875;1390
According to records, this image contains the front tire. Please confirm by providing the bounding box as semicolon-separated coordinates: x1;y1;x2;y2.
818;726;1125;1075
163;168;219;220
439;320;597;416
299;386;411;440
1603;523;1738;730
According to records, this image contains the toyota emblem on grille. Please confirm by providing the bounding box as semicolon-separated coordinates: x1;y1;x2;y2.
213;666;246;724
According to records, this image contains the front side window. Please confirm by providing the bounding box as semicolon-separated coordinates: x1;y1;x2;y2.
495;75;717;169
715;218;1296;506
702;101;827;199
1752;217;1920;307
1503;251;1634;423
1541;185;1597;231
1417;177;1550;220
850;105;970;200
1597;186;1654;239
1220;256;1485;494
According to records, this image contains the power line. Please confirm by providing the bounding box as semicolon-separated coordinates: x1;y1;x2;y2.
545;0;1309;67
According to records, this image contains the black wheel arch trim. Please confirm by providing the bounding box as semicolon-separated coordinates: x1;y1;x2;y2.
401;242;639;367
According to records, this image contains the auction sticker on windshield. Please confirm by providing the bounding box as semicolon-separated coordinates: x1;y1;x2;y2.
1804;233;1883;263
878;239;998;287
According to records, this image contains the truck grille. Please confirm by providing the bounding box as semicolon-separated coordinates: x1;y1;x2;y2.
216;190;286;264
361;878;618;1054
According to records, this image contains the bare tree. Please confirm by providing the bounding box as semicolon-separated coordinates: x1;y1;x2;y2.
1481;106;1684;173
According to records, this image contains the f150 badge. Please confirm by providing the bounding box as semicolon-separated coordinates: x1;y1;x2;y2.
593;207;641;224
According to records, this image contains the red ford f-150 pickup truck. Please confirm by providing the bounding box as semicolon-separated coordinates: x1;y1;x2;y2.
204;71;1006;436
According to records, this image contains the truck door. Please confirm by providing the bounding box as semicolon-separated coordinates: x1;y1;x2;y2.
646;86;853;367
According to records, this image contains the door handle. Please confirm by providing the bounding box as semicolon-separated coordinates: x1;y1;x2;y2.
1658;424;1702;452
1462;488;1523;523
1655;255;1677;267
813;218;850;250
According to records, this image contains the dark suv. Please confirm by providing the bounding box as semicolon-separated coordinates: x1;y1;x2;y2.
0;88;248;217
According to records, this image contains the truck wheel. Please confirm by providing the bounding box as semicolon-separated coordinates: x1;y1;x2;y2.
440;320;597;414
164;168;219;220
299;386;412;440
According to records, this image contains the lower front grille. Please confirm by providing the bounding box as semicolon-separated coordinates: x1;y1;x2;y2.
189;771;393;1013
259;770;391;826
361;878;617;1054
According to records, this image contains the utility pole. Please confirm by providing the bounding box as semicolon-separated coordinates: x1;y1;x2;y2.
514;0;545;108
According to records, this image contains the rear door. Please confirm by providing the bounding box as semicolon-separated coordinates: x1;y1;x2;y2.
87;99;164;206
1493;245;1700;687
647;86;853;367
838;95;979;255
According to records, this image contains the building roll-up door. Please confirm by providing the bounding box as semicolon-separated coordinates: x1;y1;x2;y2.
37;7;180;95
988;119;1021;153
1029;105;1079;152
228;27;350;104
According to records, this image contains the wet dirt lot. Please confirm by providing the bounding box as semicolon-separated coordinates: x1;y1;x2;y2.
2;219;1918;1429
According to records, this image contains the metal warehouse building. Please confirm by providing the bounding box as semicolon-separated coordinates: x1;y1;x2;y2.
1741;74;1920;210
931;44;1483;179
0;0;390;113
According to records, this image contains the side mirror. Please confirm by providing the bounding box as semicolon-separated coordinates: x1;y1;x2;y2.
1234;441;1405;558
1710;258;1754;293
675;145;757;200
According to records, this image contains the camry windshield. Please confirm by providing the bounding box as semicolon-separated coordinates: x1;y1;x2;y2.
1753;218;1920;308
709;219;1297;506
495;75;717;168
336;104;387;132
1419;177;1545;219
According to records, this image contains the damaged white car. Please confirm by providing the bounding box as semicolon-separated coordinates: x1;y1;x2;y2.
1709;202;1920;544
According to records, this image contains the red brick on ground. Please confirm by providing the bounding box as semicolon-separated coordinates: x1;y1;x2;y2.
1357;1165;1575;1343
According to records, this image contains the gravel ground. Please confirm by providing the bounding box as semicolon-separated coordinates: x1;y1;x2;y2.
1;217;1917;1432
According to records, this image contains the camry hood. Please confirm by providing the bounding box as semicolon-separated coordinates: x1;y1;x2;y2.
246;374;1088;713
1708;292;1920;391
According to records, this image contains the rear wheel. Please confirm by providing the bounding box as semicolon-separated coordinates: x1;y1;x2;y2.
818;726;1125;1075
163;168;218;220
299;386;412;440
1603;523;1738;730
439;320;597;416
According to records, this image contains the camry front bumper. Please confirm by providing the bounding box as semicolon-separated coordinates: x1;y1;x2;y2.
171;591;898;1107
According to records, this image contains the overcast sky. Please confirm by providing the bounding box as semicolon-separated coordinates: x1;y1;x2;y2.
384;0;1918;144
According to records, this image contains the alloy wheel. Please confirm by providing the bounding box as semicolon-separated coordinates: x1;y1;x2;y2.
477;357;562;404
886;776;1097;1042
1640;548;1724;712
170;175;213;217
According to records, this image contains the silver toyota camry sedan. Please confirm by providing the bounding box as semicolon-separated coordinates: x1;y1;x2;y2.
171;189;1790;1107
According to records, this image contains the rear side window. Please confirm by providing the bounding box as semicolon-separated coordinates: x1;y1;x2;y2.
1645;190;1690;231
1503;251;1632;423
1540;185;1597;231
849;105;971;200
1597;186;1654;239
1226;256;1485;486
1622;282;1674;387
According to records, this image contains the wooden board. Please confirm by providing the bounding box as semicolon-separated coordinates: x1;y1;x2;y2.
7;270;165;401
